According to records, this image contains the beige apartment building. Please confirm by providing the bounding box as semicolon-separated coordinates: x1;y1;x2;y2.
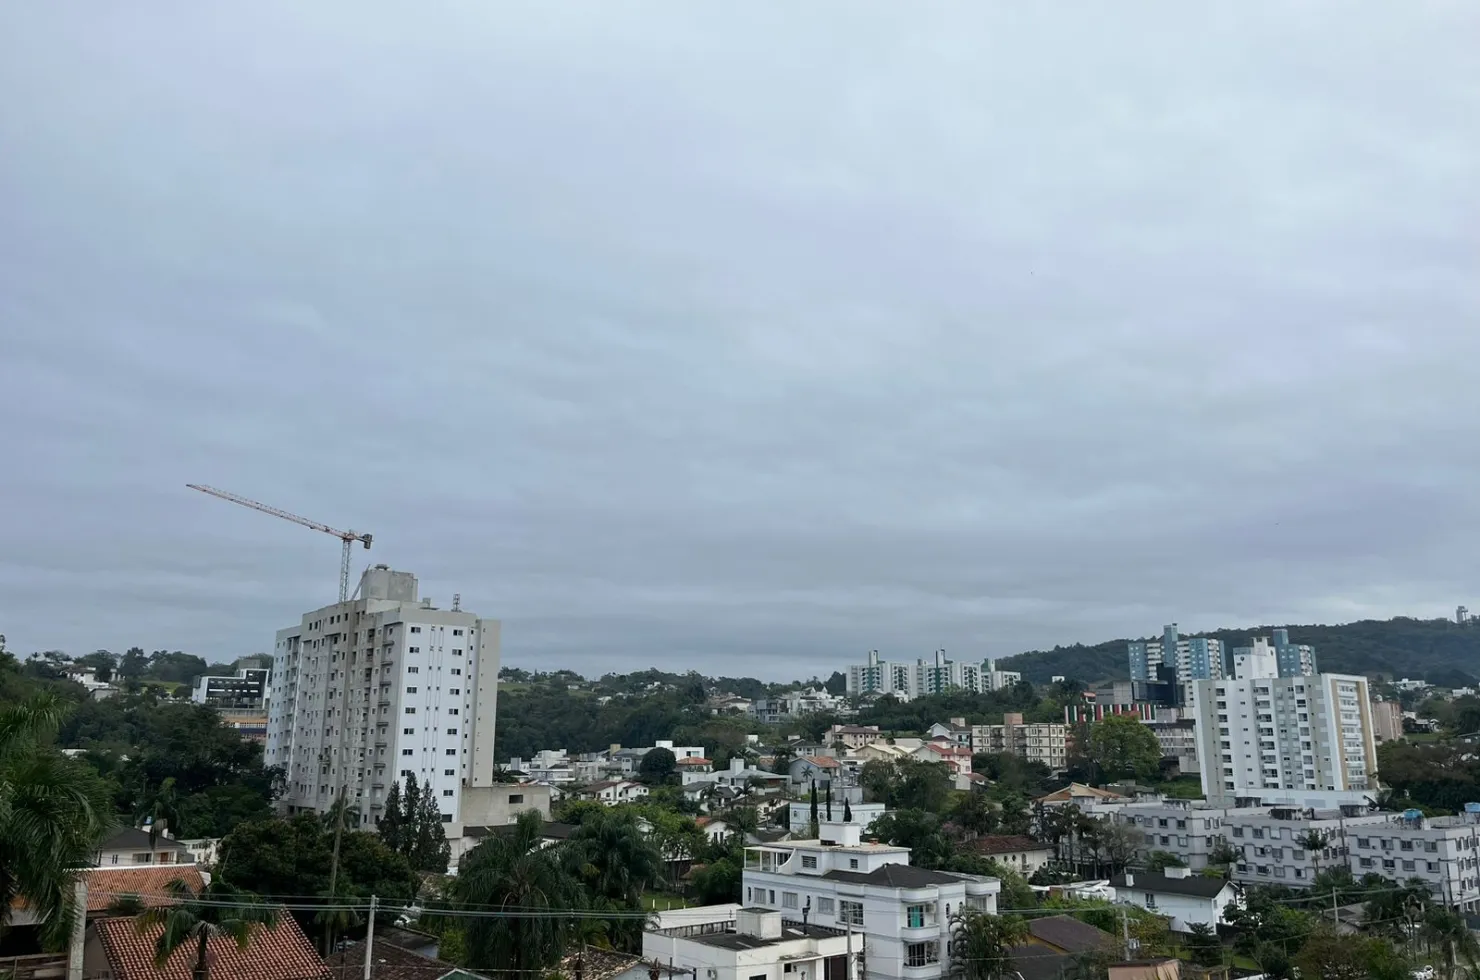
972;713;1069;771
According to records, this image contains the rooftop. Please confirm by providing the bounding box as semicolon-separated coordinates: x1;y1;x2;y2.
967;835;1054;857
92;912;329;980
98;828;190;854
325;942;478;980
821;864;975;888
1110;871;1236;899
1035;783;1130;804
688;921;846;951
1027;915;1118;954
84;866;206;911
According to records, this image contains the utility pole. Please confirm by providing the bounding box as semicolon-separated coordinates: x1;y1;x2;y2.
1331;884;1339;925
361;896;377;980
845;922;852;980
1121;908;1132;961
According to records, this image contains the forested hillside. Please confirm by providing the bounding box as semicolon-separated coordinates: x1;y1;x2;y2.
999;616;1480;685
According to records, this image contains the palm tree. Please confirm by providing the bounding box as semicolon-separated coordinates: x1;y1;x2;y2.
1298;829;1331;883
131;879;279;980
1421;906;1480;980
136;776;182;849
0;694;113;945
453;810;588;979
568;810;664;953
949;907;1029;980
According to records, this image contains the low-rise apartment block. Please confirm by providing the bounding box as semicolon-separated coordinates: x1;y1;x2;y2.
1113;800;1264;871
1348;810;1480;910
742;822;1000;980
971;713;1068;771
192;666;270;708
1224;805;1385;888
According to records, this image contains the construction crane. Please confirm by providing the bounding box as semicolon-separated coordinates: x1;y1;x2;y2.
187;484;373;602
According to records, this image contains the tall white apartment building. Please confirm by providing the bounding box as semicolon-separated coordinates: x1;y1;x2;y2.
265;566;500;829
742;823;999;980
1191;660;1378;807
845;651;1021;700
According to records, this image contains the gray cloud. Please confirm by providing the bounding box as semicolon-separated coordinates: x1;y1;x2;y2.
2;2;1478;678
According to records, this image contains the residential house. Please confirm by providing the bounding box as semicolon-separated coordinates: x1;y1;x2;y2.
911;741;973;788
852;742;911;764
85;911;329;980
1034;784;1131;812
789;756;845;791
741;822;1000;980
924;719;973;749
656;740;707;760
786;800;887;833
1110;868;1242;933
644;905;852;980
694;817;733;845
327;940;488;980
678;757;716;785
62;665;118;700
582;780;650;806
178;838;221;867
92;828;191;867
824;724;882;750
714;758;787;795
1007;915;1119;980
965;836;1055;876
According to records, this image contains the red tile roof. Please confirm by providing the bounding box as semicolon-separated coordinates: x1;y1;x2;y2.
797;756;841;768
676;757;712;766
92;910;330;980
84;866;206;912
967;835;1054;857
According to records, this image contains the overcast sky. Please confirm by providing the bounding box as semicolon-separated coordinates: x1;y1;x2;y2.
2;4;1478;679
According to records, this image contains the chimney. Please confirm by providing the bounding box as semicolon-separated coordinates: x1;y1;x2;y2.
1124;872;1134;887
731;758;744;773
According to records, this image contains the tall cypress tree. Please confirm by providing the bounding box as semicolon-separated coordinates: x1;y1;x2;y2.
410;784;452;873
809;784;819;825
378;781;405;853
843;798;852;822
825;784;833;822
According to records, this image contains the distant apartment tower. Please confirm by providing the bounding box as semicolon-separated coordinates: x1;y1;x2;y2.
265;566;501;829
1459;606;1470;625
1128;624;1226;704
846;651;1020;700
1232;629;1317;678
192;666;270;708
1191;652;1377;806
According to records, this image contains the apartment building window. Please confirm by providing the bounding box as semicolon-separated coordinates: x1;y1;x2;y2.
907;904;931;928
447;728;458;735
849;858;859;869
442;790;454;797
449;689;460;696
817;898;835;914
405;707;415;714
1232;828;1245;838
446;749;456;755
449;709;459;716
451;668;462;676
1429;862;1439;872
402;749;413;756
409;647;420;653
1426;842;1439;852
905;942;939;968
802;856;818;869
782;892;799;909
839;900;863;926
406;687;418;694
407;666;419;674
403;728;415;735
410;627;421;633
453;629;463;636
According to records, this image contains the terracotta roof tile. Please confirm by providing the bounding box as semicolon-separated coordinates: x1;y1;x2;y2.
85;867;206;912
325;942;479;980
797;756;841;768
93;910;330;980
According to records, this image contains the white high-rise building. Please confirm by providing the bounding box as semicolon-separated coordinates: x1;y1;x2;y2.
845;650;1020;700
1191;653;1378;808
265;566;500;829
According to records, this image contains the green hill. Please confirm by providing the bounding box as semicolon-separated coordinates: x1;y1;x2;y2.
998;616;1480;687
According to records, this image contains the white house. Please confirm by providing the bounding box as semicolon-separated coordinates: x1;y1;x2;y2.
787;800;887;833
644;906;852;980
789;756;846;790
1110;868;1242;933
714;758;787;794
741;822;1000;980
583;779;649;806
965;835;1055;877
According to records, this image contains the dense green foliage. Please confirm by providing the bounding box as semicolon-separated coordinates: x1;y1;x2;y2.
0;685;115;946
216;813;418;939
1000;616;1480;684
376;775;452;873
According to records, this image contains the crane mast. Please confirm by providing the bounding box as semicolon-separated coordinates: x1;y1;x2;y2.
186;484;373;601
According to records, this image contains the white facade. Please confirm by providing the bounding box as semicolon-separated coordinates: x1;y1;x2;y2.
971;715;1069;771
1348;811;1480;910
1114;800;1267;870
845;652;1019;701
265;566;501;829
585;779;649;805
742;823;999;980
1192;670;1379;807
1112;868;1241;933
788;801;887;833
1224;805;1386;888
645;906;852;980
